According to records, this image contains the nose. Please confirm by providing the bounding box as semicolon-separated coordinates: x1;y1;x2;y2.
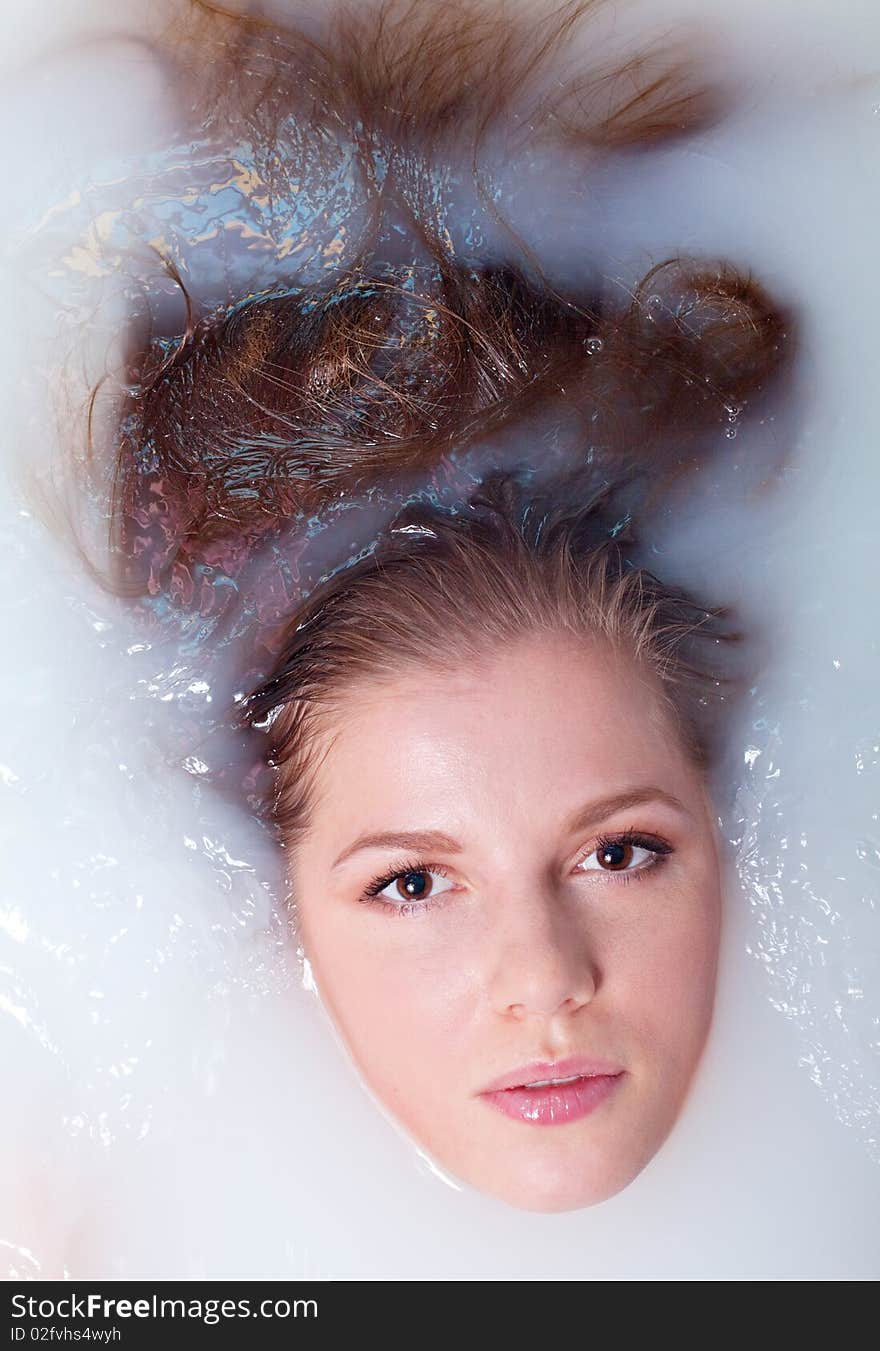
486;882;598;1022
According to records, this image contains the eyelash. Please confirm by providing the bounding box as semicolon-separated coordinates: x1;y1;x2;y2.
357;829;674;916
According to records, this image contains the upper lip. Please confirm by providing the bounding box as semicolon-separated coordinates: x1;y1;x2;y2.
479;1054;625;1094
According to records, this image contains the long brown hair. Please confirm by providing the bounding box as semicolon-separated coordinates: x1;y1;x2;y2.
74;0;794;601
57;0;796;834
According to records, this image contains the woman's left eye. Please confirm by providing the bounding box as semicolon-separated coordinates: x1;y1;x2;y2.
576;833;672;881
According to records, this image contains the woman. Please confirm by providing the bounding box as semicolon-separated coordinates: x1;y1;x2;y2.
232;468;734;1211
92;0;795;1212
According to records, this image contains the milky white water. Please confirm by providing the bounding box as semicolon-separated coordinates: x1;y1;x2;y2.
0;0;878;1279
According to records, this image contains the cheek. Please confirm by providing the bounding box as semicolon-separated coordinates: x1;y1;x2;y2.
618;867;721;1084
299;900;478;1096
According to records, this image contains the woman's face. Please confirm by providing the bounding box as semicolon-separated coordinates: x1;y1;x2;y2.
289;632;723;1212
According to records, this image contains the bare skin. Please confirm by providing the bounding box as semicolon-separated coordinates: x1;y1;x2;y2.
290;632;723;1212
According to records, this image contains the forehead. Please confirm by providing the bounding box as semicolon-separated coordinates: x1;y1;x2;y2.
307;633;694;834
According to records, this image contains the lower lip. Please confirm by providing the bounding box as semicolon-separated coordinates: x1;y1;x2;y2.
480;1073;624;1126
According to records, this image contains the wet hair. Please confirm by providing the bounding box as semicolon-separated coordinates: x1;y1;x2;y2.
106;251;790;598
81;0;794;601
233;466;745;854
61;1;796;846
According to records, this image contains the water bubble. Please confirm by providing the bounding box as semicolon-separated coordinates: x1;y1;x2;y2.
584;336;604;355
724;425;739;438
645;294;664;321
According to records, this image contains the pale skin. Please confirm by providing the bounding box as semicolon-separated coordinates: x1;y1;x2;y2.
289;631;723;1212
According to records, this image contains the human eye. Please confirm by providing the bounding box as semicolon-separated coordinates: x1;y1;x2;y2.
574;829;674;886
357;858;458;916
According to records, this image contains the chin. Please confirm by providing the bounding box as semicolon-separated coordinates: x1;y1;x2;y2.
478;1155;636;1214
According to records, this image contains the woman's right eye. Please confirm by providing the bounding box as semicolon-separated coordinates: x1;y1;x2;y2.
360;862;456;908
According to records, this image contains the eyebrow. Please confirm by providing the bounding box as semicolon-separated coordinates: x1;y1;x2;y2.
330;787;691;870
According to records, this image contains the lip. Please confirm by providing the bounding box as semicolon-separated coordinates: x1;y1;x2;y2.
478;1055;625;1128
480;1054;624;1095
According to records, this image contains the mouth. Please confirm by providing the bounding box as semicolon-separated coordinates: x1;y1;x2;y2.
520;1073;586;1089
480;1073;624;1126
478;1056;625;1126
